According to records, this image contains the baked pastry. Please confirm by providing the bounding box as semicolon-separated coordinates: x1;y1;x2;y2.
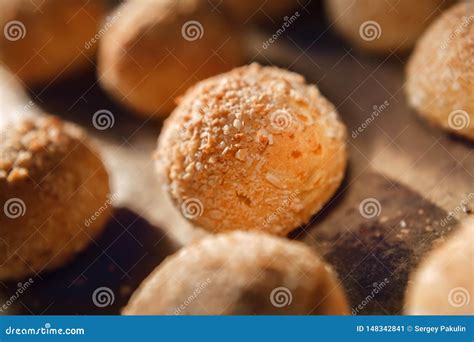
123;231;350;315
97;0;243;118
0;0;107;86
0;115;111;280
155;63;347;236
210;0;298;24
406;2;474;140
405;218;474;315
325;0;451;53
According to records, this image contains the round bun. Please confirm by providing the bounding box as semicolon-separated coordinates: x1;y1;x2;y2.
0;0;106;86
0;115;111;280
155;63;347;236
406;3;474;140
325;0;450;53
98;0;243;119
123;231;349;315
211;0;297;23
405;218;474;314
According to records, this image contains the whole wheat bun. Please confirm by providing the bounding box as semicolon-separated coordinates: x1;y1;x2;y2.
406;2;474;140
0;115;111;280
0;0;106;86
155;63;347;236
325;0;451;53
97;0;243;119
405;218;474;315
123;231;349;315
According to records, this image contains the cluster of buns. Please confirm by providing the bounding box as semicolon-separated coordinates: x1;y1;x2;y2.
0;0;352;315
0;0;471;318
327;1;473;140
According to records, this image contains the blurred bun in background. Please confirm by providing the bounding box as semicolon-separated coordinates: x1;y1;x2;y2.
325;0;452;53
405;218;474;315
0;0;107;86
123;231;350;315
406;2;473;140
98;0;244;119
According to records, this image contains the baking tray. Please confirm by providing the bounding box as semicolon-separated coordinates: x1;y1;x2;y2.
0;3;472;315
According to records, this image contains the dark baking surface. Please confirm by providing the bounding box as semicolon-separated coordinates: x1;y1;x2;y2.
0;2;472;315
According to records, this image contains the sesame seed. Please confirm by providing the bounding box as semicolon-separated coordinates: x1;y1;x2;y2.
233;119;242;130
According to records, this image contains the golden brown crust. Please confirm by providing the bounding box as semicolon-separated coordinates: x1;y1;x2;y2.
123;231;349;315
97;0;243;118
155;63;347;236
405;218;474;315
325;0;451;53
0;0;106;85
0;115;111;280
406;2;474;140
